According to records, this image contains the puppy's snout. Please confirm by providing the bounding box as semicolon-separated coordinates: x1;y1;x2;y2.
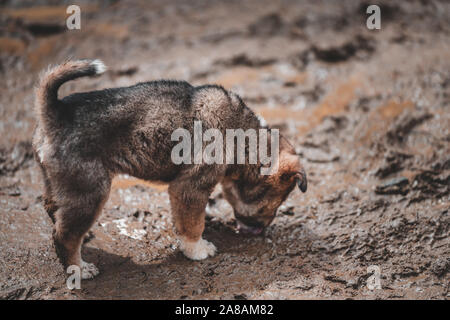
297;169;307;193
236;219;264;235
234;213;267;235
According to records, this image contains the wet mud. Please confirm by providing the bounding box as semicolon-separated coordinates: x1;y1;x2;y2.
0;0;449;299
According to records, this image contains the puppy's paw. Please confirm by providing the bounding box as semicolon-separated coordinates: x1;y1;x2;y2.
180;238;217;260
81;261;99;279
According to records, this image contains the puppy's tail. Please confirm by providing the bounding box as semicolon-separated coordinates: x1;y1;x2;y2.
35;59;106;127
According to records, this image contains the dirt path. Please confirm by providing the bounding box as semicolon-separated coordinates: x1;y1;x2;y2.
0;0;449;299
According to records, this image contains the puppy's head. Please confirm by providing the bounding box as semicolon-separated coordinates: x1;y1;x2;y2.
223;138;307;235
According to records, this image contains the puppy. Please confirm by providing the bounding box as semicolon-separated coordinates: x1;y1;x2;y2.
33;59;307;279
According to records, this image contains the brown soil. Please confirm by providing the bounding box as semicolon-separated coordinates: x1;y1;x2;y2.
0;0;449;300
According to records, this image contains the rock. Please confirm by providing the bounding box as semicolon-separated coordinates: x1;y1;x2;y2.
323;275;347;285
111;66;138;77
25;22;65;37
248;13;284;37
311;35;375;63
386;112;432;145
215;54;276;68
412;170;450;198
0;184;21;196
0;141;33;175
431;258;450;278
279;205;295;216
304;148;340;163
375;177;409;195
234;293;248;300
320;192;343;204
375;150;413;178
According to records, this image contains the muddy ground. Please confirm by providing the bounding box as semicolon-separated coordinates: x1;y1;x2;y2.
0;0;449;300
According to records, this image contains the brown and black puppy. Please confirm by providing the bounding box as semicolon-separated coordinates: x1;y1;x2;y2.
33;59;307;279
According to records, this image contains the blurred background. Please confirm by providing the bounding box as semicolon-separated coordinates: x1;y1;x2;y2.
0;0;449;299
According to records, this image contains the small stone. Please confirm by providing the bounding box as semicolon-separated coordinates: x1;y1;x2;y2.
375;177;409;195
431;258;450;278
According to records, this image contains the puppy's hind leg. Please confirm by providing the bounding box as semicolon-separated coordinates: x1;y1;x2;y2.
33;140;58;222
37;162;58;223
53;172;111;280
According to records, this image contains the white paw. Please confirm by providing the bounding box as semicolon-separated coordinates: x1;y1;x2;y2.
81;261;99;279
180;238;217;260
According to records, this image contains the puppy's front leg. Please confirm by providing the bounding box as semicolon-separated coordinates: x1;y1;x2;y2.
168;182;216;260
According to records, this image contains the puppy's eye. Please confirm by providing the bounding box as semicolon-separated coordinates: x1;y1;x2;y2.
257;208;264;215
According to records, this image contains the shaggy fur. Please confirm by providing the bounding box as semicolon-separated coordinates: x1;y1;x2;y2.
33;59;307;278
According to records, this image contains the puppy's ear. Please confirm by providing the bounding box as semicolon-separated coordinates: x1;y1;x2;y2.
296;169;307;193
278;152;307;192
280;170;307;192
